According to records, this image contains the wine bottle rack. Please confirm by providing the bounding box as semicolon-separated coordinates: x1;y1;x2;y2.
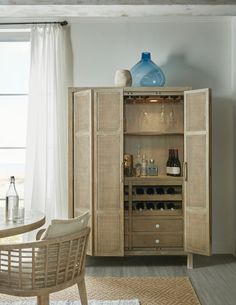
124;176;184;253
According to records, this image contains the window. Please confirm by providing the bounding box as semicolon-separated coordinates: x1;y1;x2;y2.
0;30;30;207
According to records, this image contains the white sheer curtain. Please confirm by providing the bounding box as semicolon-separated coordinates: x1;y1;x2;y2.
24;24;72;223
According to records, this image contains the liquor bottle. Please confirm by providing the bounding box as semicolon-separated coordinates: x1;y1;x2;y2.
147;159;158;176
5;176;19;221
124;154;133;177
134;145;142;177
141;154;147;176
166;149;173;176
146;202;155;210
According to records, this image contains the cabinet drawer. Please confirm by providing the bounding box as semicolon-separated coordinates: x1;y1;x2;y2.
132;233;183;248
132;218;183;233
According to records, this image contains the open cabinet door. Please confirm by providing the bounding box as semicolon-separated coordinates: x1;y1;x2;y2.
184;88;212;256
93;88;124;256
73;90;93;255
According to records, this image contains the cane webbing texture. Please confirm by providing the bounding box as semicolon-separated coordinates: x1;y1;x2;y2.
0;228;90;292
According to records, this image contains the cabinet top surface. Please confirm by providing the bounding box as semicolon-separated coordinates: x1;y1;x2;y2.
69;86;192;93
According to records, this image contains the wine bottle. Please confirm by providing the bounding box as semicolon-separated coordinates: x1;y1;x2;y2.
146;187;155;195
136;202;145;211
124;189;129;195
172;149;181;177
166;202;175;210
166;187;175;195
166;149;173;176
136;187;145;195
5;176;19;222
146;202;155;210
156;202;165;210
166;149;181;177
156;187;165;195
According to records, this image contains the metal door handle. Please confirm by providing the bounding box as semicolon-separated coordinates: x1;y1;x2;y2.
184;162;188;181
121;162;124;183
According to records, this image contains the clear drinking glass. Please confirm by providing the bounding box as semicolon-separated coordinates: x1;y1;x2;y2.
160;103;165;124
13;207;25;223
169;103;175;124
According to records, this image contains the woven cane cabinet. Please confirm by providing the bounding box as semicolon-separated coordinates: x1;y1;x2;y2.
68;87;212;268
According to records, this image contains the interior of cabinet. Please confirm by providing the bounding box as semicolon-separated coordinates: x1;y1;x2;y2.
123;93;185;254
124;94;184;176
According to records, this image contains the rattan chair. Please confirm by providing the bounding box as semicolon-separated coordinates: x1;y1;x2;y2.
0;227;90;305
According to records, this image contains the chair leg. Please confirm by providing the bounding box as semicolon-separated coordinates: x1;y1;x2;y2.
78;277;88;305
37;294;49;305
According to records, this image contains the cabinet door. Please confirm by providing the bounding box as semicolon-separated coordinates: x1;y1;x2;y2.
184;88;212;256
94;89;124;256
73;90;93;255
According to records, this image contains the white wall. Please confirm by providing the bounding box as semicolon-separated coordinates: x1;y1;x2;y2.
231;17;236;257
71;16;234;254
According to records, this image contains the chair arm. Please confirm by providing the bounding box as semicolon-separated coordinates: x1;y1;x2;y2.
36;228;46;240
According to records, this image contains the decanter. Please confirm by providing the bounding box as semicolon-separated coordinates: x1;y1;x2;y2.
131;52;165;87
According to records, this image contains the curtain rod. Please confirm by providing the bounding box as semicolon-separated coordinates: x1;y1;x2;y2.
0;21;68;26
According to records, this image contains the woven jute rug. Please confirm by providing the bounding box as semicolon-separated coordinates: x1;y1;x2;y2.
0;276;201;305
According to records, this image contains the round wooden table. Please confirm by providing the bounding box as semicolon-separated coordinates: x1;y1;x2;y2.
0;208;45;238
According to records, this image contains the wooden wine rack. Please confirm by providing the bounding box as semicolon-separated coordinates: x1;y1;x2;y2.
124;176;184;255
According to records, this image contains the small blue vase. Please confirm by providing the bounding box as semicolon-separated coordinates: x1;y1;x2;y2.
131;52;165;87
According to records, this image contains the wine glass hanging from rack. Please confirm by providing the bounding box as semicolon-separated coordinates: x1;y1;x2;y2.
124;95;183;104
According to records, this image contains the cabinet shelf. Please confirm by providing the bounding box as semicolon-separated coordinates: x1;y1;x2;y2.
124;131;184;136
125;210;183;217
124;176;183;186
125;194;182;202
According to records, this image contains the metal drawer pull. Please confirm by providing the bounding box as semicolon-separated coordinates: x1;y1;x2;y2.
155;239;160;244
155;224;160;229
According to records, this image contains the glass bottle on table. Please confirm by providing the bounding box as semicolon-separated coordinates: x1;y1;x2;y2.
5;176;19;222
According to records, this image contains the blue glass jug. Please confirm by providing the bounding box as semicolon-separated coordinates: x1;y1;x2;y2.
131;52;165;87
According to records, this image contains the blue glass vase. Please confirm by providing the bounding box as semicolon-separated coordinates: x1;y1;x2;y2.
131;52;165;87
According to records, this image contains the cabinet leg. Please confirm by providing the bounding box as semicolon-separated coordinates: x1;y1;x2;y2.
187;253;193;269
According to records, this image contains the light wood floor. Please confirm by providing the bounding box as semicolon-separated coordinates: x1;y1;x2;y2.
86;254;236;305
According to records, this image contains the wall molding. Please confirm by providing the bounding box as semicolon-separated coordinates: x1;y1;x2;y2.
0;5;236;19
68;16;232;24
